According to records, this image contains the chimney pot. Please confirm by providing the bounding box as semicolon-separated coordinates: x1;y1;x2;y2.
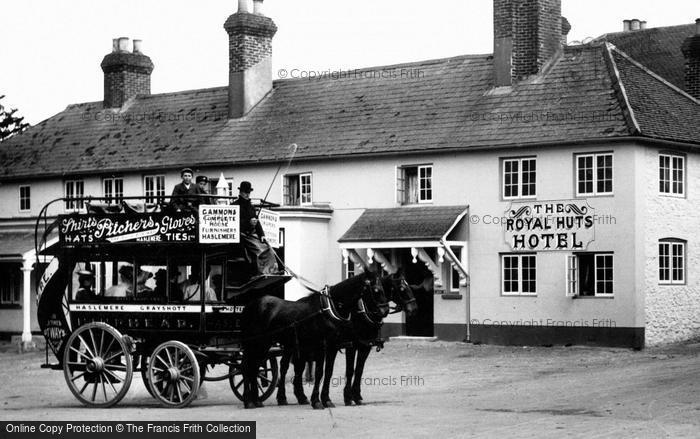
238;0;250;13
133;39;143;53
696;18;700;35
623;20;631;32
630;19;641;31
117;37;130;52
640;21;647;30
112;38;119;52
681;18;700;99
253;0;264;15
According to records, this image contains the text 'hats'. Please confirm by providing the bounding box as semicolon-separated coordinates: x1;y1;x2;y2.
238;181;254;192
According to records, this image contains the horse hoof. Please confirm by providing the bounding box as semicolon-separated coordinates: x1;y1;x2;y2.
344;399;353;406
323;400;335;408
297;398;309;405
277;398;288;406
244;402;257;409
353;399;363;405
254;400;264;408
312;401;324;410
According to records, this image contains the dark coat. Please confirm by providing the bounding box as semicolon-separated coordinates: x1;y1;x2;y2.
235;196;264;236
170;183;203;211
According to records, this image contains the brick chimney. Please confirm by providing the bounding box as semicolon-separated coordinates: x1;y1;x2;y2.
493;0;563;86
681;19;700;99
224;0;278;119
100;37;154;108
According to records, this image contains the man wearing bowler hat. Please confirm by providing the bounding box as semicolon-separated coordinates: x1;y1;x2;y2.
234;181;278;275
170;168;204;212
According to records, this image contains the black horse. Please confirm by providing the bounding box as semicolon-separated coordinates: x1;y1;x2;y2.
342;270;418;406
241;270;388;409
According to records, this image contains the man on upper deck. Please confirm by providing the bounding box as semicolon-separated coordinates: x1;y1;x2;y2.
234;181;278;275
170;168;203;211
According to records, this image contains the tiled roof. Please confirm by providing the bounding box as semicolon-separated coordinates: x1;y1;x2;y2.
0;233;34;257
338;206;468;242
597;24;696;91
1;42;698;181
609;46;700;144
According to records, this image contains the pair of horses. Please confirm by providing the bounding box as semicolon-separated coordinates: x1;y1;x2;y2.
241;268;417;409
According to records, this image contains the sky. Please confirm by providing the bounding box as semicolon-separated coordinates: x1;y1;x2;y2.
1;0;698;125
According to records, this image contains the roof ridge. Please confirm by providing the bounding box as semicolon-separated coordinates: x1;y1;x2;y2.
601;43;640;135
608;43;700;105
596;22;696;41
272;53;491;84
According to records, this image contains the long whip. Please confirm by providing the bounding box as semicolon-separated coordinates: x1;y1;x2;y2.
257;143;298;215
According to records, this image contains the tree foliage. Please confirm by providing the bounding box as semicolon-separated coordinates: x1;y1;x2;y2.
0;95;30;141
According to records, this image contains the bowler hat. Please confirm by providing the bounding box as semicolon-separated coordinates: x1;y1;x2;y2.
238;181;254;192
181;167;194;177
196;176;209;184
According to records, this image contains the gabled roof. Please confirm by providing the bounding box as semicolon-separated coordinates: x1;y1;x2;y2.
597;23;696;91
1;41;698;181
338;206;469;243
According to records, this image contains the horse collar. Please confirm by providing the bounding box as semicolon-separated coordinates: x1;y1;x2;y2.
320;286;352;323
357;298;384;326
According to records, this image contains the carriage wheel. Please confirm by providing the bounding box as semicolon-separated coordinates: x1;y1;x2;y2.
229;355;279;402
147;341;200;408
62;322;133;408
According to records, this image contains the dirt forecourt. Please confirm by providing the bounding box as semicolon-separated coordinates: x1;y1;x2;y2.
1;340;699;438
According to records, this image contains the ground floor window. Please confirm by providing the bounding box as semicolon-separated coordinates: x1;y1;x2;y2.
659;240;685;285
567;253;613;296
501;254;536;296
0;264;22;306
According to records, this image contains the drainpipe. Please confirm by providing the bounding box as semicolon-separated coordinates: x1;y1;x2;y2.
439;239;471;342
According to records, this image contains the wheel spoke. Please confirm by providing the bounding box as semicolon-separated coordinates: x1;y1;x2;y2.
88;329;98;358
91;380;98;402
78;380;90;395
151;366;165;373
176;381;183;402
168;381;175;401
234;379;244;390
165;348;174;369
77;335;95;358
105;373;119;395
70;372;87;382
100;374;108;402
258;374;272;386
181;375;194;383
98;330;105;357
69;346;91;362
155;354;169;369
103;350;123;364
105;363;127;371
102;337;115;358
180;379;192;394
103;368;124;383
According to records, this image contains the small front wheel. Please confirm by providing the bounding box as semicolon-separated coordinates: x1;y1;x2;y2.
147;341;200;408
229;355;278;402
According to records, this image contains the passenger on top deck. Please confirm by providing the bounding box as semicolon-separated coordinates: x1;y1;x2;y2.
234;181;279;276
170;168;204;212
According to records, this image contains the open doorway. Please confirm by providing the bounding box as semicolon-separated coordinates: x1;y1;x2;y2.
399;249;434;337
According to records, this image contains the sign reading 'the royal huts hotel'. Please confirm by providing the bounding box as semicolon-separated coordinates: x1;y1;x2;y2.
504;201;595;251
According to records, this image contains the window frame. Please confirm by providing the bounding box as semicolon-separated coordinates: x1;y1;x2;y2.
143;174;166;204
282;172;313;207
501;253;537;296
502;157;537;200
64;179;85;211
19;185;31;213
575;153;614;197
567;252;614;297
103;176;124;205
659;239;686;285
396;164;433;205
658;153;685;197
0;264;22;306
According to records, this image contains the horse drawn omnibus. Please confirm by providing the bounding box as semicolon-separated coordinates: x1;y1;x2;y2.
35;195;290;408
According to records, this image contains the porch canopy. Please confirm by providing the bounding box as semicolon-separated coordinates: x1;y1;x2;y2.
338;205;469;288
0;232;36;262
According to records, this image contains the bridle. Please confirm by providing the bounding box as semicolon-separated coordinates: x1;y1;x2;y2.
321;274;387;324
388;277;416;314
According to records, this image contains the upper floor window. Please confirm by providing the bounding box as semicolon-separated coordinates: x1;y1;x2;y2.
396;164;432;205
144;175;165;204
502;157;536;199
19;185;30;212
103;177;124;205
65;179;85;211
501;254;536;296
567;253;614;297
576;153;613;196
659;154;685;196
659;239;686;285
283;173;312;206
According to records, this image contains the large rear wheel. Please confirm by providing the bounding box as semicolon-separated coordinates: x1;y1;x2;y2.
63;322;133;408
